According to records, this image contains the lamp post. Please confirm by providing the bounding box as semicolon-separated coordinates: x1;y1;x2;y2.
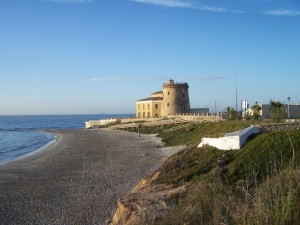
235;74;238;112
287;97;291;119
215;100;217;115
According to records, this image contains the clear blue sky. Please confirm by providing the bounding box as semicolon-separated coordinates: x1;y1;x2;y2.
1;0;299;115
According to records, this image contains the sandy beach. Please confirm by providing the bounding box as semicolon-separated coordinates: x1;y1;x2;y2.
0;129;171;225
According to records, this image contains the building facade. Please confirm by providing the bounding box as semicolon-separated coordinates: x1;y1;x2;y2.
247;103;300;119
136;79;191;118
136;91;163;118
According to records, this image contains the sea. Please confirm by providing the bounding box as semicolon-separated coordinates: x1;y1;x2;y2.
0;114;134;165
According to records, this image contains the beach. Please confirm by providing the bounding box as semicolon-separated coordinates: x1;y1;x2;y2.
0;129;171;225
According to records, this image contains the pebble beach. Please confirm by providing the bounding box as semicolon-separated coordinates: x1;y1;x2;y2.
0;129;181;225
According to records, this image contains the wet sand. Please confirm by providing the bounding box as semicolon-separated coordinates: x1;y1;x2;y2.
0;129;169;225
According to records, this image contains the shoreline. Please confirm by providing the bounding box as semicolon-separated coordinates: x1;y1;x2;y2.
0;129;178;224
0;131;60;167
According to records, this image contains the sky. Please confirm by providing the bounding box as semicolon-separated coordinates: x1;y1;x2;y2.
0;0;299;115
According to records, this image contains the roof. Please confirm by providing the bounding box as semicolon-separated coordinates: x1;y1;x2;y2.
151;91;163;95
136;97;163;102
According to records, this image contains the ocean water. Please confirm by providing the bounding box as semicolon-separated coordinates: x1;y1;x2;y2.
0;114;133;165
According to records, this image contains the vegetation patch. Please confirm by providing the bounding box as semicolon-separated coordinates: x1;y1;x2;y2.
119;120;300;224
158;120;251;146
227;130;300;184
154;145;233;186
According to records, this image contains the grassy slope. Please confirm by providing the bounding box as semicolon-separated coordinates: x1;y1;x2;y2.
153;121;251;186
136;121;300;225
153;121;300;185
127;120;252;147
158;120;251;147
227;130;300;182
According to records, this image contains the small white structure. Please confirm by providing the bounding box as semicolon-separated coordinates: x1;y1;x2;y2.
198;126;261;150
85;118;117;129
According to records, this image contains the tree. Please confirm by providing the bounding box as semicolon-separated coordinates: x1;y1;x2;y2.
269;100;287;123
225;106;239;120
251;103;262;120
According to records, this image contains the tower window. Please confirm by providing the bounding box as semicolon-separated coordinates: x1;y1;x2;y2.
168;91;169;95
167;103;169;107
155;104;158;109
183;93;185;98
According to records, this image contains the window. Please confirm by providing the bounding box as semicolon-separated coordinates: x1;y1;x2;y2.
143;104;145;110
138;104;140;110
168;91;170;95
155;104;158;109
147;112;150;118
167;103;169;107
138;112;141;118
183;93;185;98
148;104;150;110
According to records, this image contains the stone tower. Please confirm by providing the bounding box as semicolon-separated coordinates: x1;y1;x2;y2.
161;79;190;116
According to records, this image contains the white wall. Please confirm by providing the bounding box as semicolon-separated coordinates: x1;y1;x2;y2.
85;119;117;129
198;126;261;150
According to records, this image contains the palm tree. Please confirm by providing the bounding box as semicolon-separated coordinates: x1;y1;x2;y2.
225;106;237;120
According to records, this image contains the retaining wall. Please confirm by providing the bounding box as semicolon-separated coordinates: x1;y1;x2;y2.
85;119;118;129
198;126;261;150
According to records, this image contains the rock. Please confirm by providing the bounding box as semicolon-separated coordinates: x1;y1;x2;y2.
108;172;187;225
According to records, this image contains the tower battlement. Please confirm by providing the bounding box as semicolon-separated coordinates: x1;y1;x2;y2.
163;79;189;89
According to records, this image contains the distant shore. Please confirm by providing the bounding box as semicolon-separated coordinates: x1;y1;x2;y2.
0;129;176;224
